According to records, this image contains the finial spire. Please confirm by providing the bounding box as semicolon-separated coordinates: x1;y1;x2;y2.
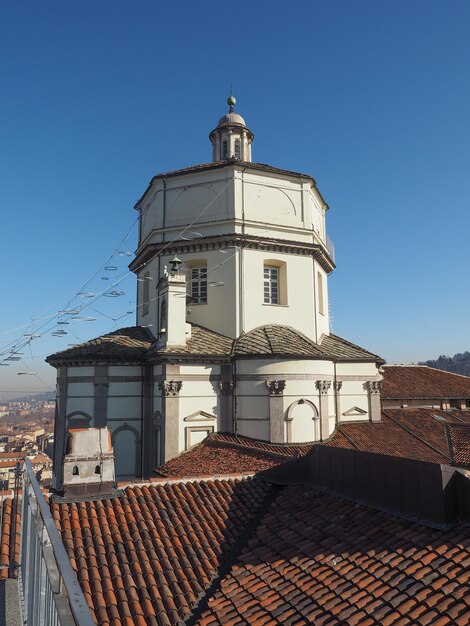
227;94;236;112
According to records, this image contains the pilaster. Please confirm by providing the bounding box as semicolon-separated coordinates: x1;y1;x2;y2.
93;364;108;427
333;380;343;424
368;380;382;422
218;363;234;432
266;380;286;443
142;365;154;477
316;380;332;440
159;364;182;462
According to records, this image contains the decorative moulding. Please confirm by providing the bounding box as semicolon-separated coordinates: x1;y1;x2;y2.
183;411;217;422
342;406;367;417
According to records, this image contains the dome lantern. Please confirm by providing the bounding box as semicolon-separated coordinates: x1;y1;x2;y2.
209;95;254;162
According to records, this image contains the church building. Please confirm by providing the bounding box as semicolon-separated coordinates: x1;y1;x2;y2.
47;96;384;486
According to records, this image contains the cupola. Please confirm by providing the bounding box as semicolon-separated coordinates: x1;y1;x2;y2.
209;95;254;162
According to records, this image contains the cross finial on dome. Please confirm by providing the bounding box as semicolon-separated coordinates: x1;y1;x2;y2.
227;94;236;112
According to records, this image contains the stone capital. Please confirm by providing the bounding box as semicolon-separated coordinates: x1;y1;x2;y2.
218;381;235;396
333;381;343;392
368;380;382;394
159;380;183;396
316;380;332;395
266;380;286;396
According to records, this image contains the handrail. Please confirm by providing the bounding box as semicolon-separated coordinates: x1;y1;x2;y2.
20;458;95;626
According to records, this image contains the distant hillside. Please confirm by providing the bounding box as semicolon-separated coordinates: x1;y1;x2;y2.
419;351;470;376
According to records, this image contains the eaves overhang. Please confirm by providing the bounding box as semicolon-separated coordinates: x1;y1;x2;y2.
129;233;336;274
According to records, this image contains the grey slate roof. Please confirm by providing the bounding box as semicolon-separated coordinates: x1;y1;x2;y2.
320;333;384;362
147;324;232;357
46;326;154;364
233;325;325;357
46;324;382;364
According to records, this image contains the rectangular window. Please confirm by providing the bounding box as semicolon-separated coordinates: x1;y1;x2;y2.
191;267;207;304
142;271;150;315
264;266;279;304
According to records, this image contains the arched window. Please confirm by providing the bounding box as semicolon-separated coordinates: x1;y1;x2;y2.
222;140;228;160
72;465;79;476
94;465;101;475
234;138;241;159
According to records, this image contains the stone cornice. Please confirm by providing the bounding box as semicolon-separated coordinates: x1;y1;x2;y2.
130;233;335;274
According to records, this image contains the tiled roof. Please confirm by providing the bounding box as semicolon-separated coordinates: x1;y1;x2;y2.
195;483;470;626
382;365;470;399
46;326;155;364
445;423;470;467
52;478;273;626
0;498;21;580
324;408;470;464
47;324;382;364
46;477;470;625
148;324;232;358
233;325;326;357
156;433;313;478
320;332;384;361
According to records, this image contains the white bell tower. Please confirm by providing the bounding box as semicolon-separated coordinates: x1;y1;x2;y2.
209;95;254;162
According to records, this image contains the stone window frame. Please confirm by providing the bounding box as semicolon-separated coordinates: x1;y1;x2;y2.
186;261;208;305
263;260;287;306
185;425;214;451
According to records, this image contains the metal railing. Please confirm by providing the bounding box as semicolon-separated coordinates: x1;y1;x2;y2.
19;459;95;626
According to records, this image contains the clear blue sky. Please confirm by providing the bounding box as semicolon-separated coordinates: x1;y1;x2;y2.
1;1;469;398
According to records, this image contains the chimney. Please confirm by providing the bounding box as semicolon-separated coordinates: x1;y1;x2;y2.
53;427;120;501
156;262;191;348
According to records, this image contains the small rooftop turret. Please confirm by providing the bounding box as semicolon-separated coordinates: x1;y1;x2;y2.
209;95;254;162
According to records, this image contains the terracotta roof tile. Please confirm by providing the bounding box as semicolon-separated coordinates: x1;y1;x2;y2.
0;497;21;579
382;365;470;399
156;433;313;478
52;478;273;626
194;484;470;626
323;408;470;464
444;423;470;467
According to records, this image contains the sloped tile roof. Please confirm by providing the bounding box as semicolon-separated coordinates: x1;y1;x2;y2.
382;365;470;399
0;498;21;580
324;408;470;464
6;461;470;624
51;479;273;626
445;423;470;468
148;324;232;357
233;325;326;357
320;332;384;361
156;433;313;478
46;326;155;364
47;323;382;364
194;484;470;626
